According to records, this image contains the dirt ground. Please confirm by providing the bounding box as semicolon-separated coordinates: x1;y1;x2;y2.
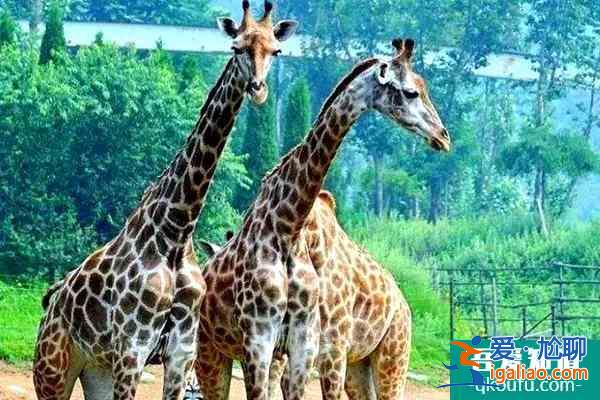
0;362;448;400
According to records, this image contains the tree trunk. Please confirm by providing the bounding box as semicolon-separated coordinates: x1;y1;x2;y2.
534;166;549;236
475;80;491;207
411;196;420;219
532;61;549;236
443;178;450;217
30;0;43;33
373;155;384;218
428;176;442;223
584;85;596;140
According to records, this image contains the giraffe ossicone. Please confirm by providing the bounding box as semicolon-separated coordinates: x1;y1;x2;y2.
33;2;298;400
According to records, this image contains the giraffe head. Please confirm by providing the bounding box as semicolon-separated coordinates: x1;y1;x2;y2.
372;38;450;152
217;0;298;104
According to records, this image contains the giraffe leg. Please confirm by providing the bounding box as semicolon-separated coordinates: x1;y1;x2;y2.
242;335;277;400
370;307;411;400
111;323;166;400
283;261;320;400
344;359;376;400
194;341;233;400
80;367;113;400
33;310;85;400
269;353;288;400
111;349;147;400
284;321;320;400
317;344;348;400
162;267;205;400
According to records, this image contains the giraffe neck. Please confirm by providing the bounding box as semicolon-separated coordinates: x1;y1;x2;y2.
253;60;379;245
134;58;247;247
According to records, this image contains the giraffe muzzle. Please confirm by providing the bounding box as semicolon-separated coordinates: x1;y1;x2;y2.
247;80;269;105
429;128;451;152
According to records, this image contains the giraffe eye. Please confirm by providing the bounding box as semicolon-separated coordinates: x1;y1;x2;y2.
232;46;244;55
402;89;419;100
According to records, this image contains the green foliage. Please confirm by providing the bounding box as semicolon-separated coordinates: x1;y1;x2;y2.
347;216;600;345
179;55;201;93
39;0;66;65
282;77;311;154
0;42;247;278
0;1;28;19
0;8;16;47
196;147;249;243
68;0;219;27
500;122;598;217
501;123;598;178
236;93;279;210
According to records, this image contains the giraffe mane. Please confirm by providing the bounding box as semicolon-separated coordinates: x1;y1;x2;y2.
316;58;379;121
262;58;380;183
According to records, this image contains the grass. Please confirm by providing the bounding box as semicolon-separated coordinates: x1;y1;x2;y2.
0;280;46;362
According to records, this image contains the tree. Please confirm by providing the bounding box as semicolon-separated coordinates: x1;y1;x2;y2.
570;0;600;201
0;8;16;47
282;77;311;154
516;0;591;234
30;0;42;33
236;93;279;211
354;114;402;217
499;122;598;224
67;0;218;27
179;55;201;93
39;1;66;64
413;0;522;223
0;41;249;278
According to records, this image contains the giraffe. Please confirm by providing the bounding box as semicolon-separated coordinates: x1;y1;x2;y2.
273;190;412;400
195;38;450;400
33;2;298;400
197;190;412;400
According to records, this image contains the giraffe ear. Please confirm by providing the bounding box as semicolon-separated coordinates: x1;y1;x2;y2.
403;38;415;61
274;20;299;42
217;17;239;39
199;240;221;258
375;62;392;85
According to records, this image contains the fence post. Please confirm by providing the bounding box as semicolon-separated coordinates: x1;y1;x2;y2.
479;270;488;337
558;263;565;336
491;276;498;336
522;307;527;338
551;304;556;336
449;279;455;341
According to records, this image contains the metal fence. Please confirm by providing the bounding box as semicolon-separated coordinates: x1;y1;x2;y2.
427;261;600;340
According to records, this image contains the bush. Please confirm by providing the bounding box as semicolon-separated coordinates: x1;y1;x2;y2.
0;43;248;279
